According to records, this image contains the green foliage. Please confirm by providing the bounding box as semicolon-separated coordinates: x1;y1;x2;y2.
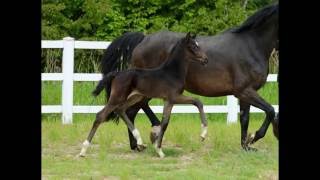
42;0;277;73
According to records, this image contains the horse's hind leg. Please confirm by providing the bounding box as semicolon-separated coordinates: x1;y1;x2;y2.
78;104;117;157
171;95;208;141
236;88;275;146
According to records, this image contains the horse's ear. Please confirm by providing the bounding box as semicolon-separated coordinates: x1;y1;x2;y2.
192;34;197;39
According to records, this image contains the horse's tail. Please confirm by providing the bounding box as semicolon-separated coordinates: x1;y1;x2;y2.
101;32;145;76
92;71;120;123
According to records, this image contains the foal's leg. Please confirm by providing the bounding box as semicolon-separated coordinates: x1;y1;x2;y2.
125;106;140;150
118;110;146;151
239;101;256;151
236;88;275;146
171;95;208;141
154;101;173;158
78;105;117;157
140;99;161;144
119;95;146;151
126;98;162;150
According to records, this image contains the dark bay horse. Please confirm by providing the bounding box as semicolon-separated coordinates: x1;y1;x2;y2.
100;3;279;151
79;33;209;158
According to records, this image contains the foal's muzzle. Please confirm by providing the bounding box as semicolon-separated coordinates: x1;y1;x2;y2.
201;57;209;66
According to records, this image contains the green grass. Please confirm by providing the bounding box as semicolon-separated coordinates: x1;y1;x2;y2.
42;81;278;179
42;114;278;179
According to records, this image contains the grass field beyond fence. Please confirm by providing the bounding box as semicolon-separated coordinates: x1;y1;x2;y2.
42;81;278;179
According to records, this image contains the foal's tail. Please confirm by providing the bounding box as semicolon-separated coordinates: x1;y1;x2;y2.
101;32;145;76
92;71;118;98
92;71;120;123
95;32;144;123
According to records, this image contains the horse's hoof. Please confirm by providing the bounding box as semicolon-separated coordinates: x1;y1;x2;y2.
137;144;147;152
245;133;256;145
150;126;161;144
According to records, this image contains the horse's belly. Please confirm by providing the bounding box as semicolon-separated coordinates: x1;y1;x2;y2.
185;71;233;97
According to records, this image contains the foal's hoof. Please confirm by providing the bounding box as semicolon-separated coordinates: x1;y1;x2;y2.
77;153;86;158
200;136;206;142
158;152;165;158
156;148;165;158
137;144;147;152
150;126;161;144
245;133;256;145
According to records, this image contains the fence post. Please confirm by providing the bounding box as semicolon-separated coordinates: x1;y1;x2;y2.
227;95;238;124
62;37;74;124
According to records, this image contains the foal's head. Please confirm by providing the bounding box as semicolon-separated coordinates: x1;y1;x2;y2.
182;32;208;65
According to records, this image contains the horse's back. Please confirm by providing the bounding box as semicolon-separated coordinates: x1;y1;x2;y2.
131;31;183;68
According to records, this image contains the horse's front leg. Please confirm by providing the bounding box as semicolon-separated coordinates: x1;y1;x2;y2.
236;88;275;147
239;100;257;151
272;112;279;140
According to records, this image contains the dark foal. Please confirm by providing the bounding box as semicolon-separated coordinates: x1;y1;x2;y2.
79;33;209;158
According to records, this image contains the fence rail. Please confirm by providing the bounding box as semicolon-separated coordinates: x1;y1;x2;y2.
41;37;278;124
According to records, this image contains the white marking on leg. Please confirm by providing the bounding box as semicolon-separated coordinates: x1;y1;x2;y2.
79;140;90;157
132;129;143;145
200;124;208;139
151;125;161;135
150;126;161;143
153;141;165;158
251;133;255;139
157;148;165;158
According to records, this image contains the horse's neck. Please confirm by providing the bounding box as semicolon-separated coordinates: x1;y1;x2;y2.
251;20;278;59
162;48;189;80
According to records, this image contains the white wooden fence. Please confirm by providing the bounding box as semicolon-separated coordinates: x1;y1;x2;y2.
41;37;278;124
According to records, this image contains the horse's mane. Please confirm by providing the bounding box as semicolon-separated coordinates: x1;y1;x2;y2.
229;3;278;33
